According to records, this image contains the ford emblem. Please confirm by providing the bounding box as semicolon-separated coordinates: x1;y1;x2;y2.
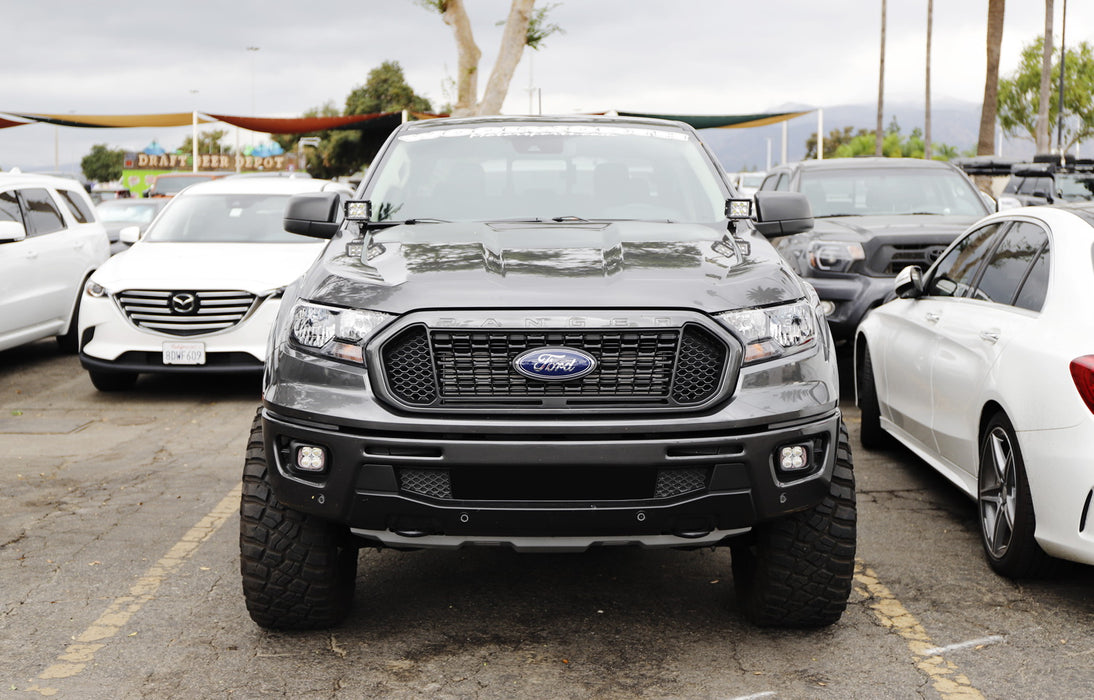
512;347;597;382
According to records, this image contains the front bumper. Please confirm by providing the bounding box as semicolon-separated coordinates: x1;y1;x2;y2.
260;334;843;550
806;274;894;341
78;290;281;374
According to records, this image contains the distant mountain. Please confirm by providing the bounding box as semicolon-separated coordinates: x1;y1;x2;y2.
702;100;1039;173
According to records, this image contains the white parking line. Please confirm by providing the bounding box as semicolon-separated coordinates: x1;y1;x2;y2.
923;636;1005;657
27;484;242;696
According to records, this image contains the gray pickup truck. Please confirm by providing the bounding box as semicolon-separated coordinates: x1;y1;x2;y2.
240;116;855;629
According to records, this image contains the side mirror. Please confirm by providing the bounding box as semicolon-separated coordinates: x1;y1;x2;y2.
0;220;27;243
118;226;142;244
893;265;924;299
284;192;343;239
751;191;814;237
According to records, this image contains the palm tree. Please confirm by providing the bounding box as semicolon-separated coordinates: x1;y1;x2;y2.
925;0;933;159
1036;0;1055;152
876;0;887;156
977;0;1006;156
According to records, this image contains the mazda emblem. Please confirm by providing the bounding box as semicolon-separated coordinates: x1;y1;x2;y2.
170;292;198;314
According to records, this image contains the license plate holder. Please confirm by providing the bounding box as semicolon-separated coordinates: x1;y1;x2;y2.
162;341;206;365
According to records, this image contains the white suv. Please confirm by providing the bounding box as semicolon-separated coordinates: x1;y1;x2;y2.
78;176;352;391
0;173;110;353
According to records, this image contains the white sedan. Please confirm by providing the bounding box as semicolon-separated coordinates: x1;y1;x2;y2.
855;205;1094;577
78;176;351;391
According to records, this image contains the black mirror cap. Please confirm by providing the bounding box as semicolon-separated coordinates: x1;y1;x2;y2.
893;265;924;299
752;191;814;237
283;192;343;239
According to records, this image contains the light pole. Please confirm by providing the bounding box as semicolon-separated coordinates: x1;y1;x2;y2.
246;46;260;147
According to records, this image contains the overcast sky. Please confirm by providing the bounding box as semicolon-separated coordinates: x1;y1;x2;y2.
3;0;1089;172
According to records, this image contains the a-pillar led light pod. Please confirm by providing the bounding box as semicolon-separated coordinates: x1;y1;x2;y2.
726;199;752;219
344;200;372;221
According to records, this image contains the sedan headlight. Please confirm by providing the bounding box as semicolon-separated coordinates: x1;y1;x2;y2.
717;300;818;363
808;241;864;272
289;302;392;364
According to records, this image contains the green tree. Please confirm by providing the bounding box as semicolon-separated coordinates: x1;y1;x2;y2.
80;144;125;182
810;122;963;160
805;126;871;159
175;129;234;156
273;62;434;179
998;36;1094;152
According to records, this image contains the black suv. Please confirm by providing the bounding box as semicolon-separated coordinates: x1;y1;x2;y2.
240;116;856;630
1000;156;1094;207
758;157;992;343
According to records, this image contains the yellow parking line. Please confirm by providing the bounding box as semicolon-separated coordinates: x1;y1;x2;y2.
28;484;242;696
855;562;986;700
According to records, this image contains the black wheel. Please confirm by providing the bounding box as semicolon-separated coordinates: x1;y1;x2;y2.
978;413;1055;578
856;343;888;449
731;422;857;627
88;369;138;392
240;409;358;629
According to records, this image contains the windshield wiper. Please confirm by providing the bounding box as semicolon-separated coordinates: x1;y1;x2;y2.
401;218;450;224
551;215;590;222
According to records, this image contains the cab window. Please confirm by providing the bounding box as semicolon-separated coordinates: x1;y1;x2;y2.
926;223;1002;297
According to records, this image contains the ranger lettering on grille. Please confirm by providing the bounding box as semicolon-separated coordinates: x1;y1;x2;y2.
241;116;856;631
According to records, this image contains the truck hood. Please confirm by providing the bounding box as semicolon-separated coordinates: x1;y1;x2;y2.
301;221;806;314
811;214;977;242
92;240;327;292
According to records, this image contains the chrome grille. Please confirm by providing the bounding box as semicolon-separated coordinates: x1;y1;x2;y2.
117;290;257;337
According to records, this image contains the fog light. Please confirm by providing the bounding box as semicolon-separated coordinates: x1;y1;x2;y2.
818;300;836;317
295;444;327;472
778;444;810;471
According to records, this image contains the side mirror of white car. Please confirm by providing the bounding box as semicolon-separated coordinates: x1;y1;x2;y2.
118;226;142;244
0;220;27;243
893;265;924;299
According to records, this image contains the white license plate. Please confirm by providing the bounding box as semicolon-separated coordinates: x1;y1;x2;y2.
162;342;206;365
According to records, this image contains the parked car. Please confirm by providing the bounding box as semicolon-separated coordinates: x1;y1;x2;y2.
144;171;232;198
78;176;352;391
0;173;110;352
240;115;857;631
856;204;1094;576
758;158;992;344
1000;157;1094;207
733;170;765;197
96;198;169;254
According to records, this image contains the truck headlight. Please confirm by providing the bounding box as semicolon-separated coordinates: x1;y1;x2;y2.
289;302;392;364
717;301;818;363
808;241;864;273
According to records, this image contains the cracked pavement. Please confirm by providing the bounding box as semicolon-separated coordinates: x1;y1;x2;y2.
1;340;1092;699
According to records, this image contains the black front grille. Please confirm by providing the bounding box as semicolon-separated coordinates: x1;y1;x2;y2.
379;324;730;410
396;466;709;501
869;243;950;275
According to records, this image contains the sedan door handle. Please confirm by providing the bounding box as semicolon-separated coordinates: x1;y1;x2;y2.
925;312;940;323
979;329;1001;344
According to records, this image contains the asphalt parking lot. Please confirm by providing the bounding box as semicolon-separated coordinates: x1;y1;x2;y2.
2;340;1092;699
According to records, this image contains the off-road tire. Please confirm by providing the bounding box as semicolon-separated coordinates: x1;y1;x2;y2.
731;421;857;627
88;369;138;392
856;343;888;449
240;409;358;629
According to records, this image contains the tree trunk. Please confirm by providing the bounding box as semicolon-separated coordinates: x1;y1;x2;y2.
1036;0;1055;152
441;0;482;118
876;0;887;156
476;0;535;115
978;0;1006;156
925;0;933;159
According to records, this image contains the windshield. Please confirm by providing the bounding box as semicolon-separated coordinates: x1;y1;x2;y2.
365;123;728;223
144;193;309;243
799;168;988;217
153;175;215;196
1056;173;1094;202
97;201;160;224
